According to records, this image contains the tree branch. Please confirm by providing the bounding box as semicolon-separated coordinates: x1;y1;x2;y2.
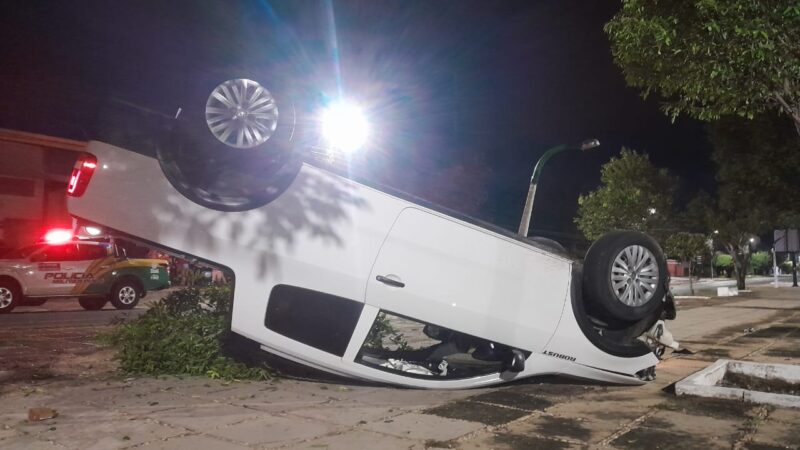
773;91;800;127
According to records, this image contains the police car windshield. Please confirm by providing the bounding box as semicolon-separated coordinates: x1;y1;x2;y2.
4;244;45;259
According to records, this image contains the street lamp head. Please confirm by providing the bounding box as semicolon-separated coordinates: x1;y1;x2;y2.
749;237;755;243
580;139;600;151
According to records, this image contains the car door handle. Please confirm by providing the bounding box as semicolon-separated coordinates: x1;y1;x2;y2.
376;275;405;288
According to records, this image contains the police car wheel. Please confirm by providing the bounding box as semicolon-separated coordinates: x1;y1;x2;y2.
110;282;141;310
78;297;107;311
0;282;20;314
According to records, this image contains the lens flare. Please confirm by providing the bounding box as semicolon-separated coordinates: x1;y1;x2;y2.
321;101;369;153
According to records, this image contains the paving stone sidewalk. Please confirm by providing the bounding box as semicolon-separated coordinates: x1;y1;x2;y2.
1;286;799;449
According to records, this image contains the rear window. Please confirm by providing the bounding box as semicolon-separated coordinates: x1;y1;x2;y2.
77;244;109;260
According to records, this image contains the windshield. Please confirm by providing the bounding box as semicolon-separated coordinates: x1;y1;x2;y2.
3;244;45;260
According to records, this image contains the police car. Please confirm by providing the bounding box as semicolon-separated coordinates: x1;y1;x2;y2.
0;235;170;313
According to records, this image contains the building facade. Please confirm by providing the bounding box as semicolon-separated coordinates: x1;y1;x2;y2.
0;129;85;252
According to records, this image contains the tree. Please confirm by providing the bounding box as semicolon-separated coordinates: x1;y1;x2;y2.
605;1;800;138
713;253;733;276
576;148;678;241
704;114;800;289
750;251;772;275
665;232;707;295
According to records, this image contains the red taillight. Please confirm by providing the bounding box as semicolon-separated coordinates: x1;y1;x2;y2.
67;153;98;197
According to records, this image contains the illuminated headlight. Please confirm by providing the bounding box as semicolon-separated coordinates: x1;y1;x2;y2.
84;226;102;236
321;101;369;153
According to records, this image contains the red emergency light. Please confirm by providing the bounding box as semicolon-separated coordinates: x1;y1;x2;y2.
43;228;74;245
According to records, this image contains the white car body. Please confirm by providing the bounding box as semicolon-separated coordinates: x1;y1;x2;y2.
68;141;659;388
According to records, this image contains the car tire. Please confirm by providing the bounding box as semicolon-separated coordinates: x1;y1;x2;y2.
0;280;20;314
156;76;302;212
78;297;107;311
583;231;667;322
23;298;48;307
109;281;141;310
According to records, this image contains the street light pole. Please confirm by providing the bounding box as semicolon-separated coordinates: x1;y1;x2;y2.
518;139;599;237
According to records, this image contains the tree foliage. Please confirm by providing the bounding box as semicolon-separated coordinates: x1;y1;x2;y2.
605;1;800;136
709;114;800;228
687;114;800;288
666;232;707;263
750;251;772;275
665;232;707;293
576;148;678;241
713;253;733;271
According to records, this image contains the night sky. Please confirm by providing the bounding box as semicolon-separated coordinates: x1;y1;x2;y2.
0;0;714;242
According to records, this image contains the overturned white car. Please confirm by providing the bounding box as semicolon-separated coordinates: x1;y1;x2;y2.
67;78;675;388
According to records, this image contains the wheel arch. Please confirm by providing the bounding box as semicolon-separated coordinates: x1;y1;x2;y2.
0;275;23;294
113;274;145;294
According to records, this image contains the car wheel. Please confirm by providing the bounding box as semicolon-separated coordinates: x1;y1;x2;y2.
23;298;48;307
0;281;20;314
109;281;141;310
78;297;107;311
583;231;667;322
157;76;303;212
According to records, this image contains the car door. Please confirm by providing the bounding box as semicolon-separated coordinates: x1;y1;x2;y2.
365;207;571;354
28;244;90;296
73;243;114;295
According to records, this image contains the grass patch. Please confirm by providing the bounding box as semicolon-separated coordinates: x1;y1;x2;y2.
100;286;272;381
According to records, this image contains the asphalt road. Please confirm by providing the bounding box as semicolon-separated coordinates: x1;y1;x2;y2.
0;308;143;329
0;288;176;328
670;275;796;296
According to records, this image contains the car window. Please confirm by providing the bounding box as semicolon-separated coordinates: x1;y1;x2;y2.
77;244;109;260
4;244;45;259
34;244;79;262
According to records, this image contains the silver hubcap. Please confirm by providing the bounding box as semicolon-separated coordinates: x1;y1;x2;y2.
205;79;278;149
611;245;659;307
119;286;137;305
0;288;12;309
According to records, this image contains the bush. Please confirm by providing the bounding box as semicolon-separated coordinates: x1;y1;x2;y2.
363;312;409;351
749;251;772;275
101;286;272;380
713;253;733;269
713;253;734;277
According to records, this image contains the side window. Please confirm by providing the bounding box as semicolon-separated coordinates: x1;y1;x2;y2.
36;244;79;262
77;244;109;261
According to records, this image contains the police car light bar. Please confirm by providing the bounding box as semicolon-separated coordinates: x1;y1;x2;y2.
44;228;74;245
